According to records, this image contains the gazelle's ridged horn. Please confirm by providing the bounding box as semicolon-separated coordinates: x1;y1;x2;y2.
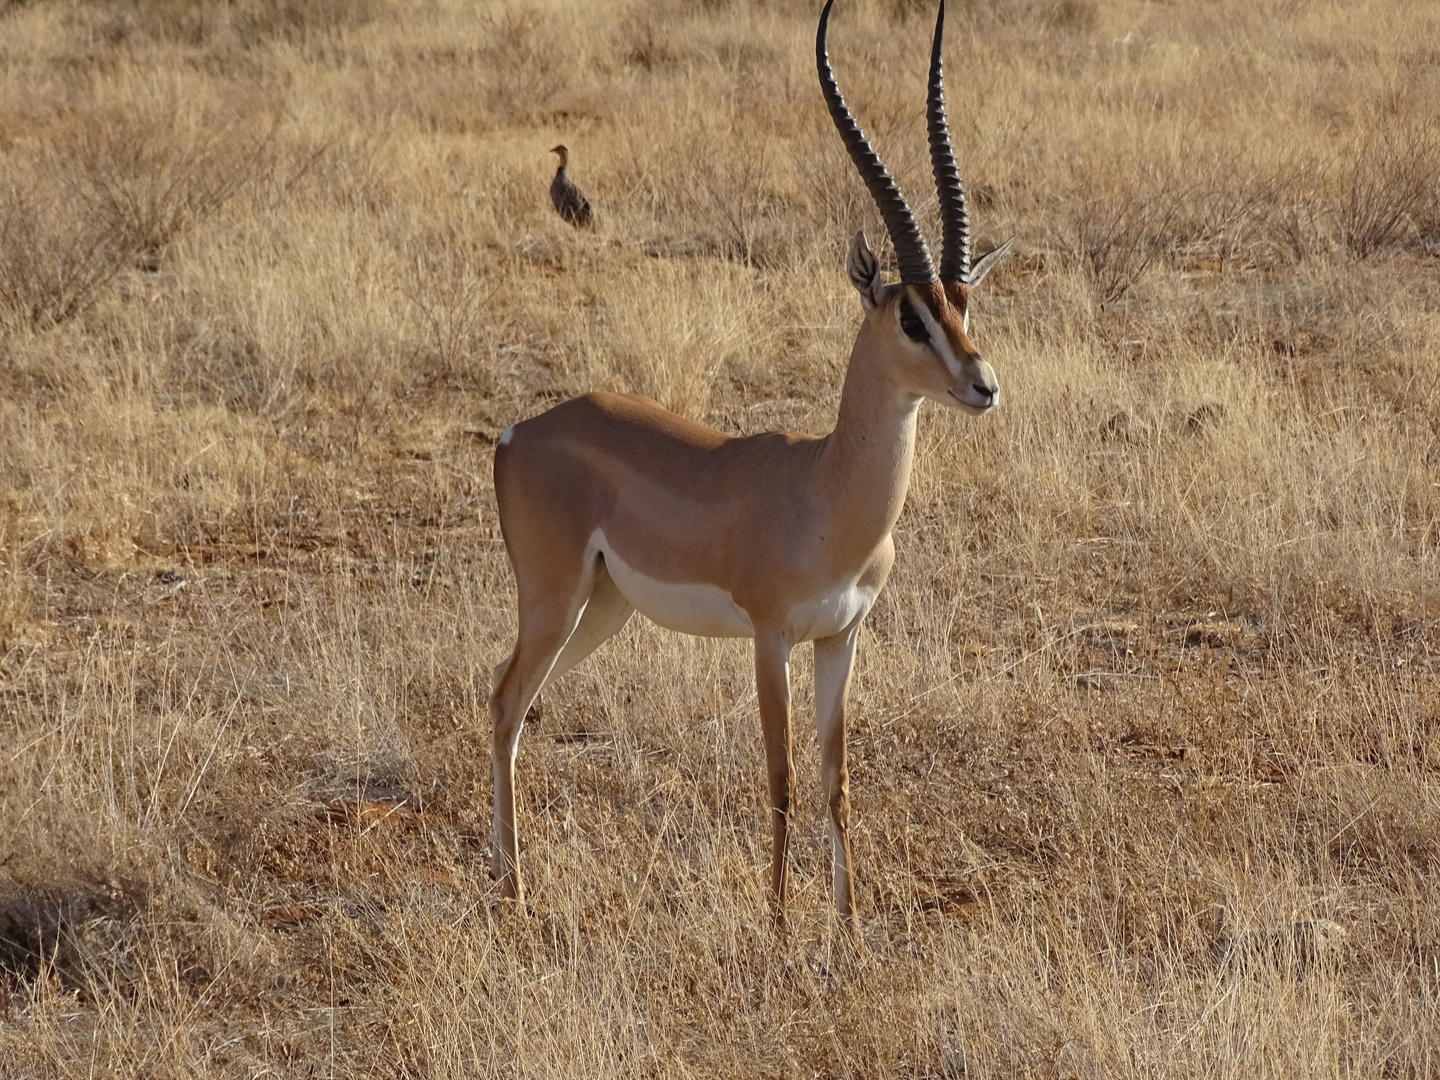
927;0;972;283
817;0;936;286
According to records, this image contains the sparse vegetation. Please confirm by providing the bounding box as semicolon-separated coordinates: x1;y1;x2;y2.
1;0;1437;1076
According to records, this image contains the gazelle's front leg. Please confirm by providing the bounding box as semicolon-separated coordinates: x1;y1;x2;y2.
814;623;861;926
754;630;795;923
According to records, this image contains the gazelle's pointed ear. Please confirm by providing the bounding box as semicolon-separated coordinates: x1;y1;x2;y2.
847;230;884;315
967;237;1015;287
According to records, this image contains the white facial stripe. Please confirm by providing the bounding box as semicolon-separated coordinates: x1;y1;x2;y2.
913;300;963;379
499;425;515;446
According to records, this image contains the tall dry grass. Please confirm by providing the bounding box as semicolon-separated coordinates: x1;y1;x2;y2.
1;0;1438;1076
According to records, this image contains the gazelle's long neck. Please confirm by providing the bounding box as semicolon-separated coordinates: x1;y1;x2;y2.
817;329;922;560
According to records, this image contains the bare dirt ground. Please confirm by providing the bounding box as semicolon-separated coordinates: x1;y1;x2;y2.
1;0;1438;1075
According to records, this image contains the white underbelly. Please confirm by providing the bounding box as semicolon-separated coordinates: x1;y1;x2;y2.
594;530;754;638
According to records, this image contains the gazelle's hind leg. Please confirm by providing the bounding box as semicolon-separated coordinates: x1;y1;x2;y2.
541;558;634;693
488;561;631;721
490;560;595;900
489;556;633;901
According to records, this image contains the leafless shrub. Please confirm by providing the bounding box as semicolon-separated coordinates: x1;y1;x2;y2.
1168;158;1285;265
89;0;381;50
617;12;681;72
75;102;279;265
1057;127;1440;275
478;8;573;123
1260;156;1329;263
882;0;937;21
1253;123;1439;263
1412;196;1440;257
619;112;800;270
231;0;382;46
397;240;495;387
1048;0;1101;30
893;0;1097;31
699;137;782;268
0;172;127;329
1333;121;1439;259
0;98;278;329
1064;180;1184;306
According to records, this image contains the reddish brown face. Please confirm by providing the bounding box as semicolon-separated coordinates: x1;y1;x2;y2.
890;282;998;413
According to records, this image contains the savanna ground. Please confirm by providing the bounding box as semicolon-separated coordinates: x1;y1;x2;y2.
1;0;1438;1075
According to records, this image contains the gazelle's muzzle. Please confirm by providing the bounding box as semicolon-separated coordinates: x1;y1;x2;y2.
947;358;999;412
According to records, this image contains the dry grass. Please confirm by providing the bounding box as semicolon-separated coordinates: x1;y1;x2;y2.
1;0;1438;1075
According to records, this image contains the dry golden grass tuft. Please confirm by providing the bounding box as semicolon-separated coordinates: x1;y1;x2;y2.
1;0;1438;1075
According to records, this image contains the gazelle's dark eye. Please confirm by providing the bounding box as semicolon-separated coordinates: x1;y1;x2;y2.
898;298;929;344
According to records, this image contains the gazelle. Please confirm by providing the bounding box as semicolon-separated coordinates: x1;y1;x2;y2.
488;0;1012;926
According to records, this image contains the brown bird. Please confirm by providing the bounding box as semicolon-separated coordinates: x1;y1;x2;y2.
548;144;593;228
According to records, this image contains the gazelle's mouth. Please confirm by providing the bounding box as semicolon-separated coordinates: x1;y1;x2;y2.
948;386;998;412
